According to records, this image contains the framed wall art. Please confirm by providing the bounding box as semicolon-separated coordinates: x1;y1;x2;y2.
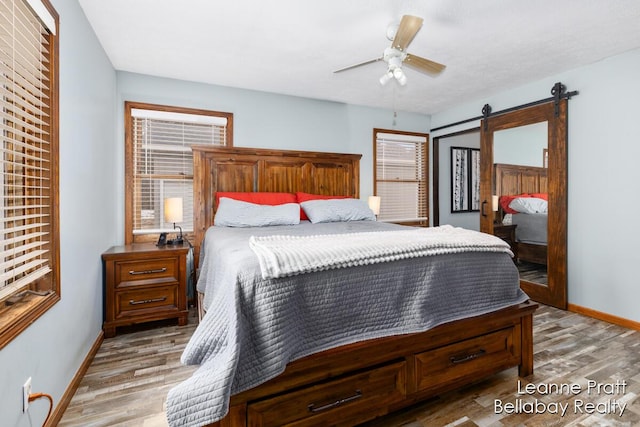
451;147;480;213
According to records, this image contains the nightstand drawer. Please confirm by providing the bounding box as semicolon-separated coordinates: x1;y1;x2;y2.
114;257;178;287
115;285;179;318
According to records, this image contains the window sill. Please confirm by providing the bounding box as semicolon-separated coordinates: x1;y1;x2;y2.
0;291;60;350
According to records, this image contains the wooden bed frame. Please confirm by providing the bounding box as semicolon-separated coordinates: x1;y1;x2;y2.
494;163;548;265
192;146;536;427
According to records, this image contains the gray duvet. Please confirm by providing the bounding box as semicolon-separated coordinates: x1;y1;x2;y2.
166;222;528;427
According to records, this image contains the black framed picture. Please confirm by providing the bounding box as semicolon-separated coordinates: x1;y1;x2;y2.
451;147;480;213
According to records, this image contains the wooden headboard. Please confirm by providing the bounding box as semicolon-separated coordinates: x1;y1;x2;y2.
494;163;547;197
191;145;361;266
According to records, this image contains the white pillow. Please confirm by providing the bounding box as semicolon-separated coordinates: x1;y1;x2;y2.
214;197;300;227
300;198;376;223
508;197;548;214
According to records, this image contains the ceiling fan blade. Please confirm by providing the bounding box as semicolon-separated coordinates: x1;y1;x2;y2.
333;57;383;73
392;15;423;51
404;53;446;75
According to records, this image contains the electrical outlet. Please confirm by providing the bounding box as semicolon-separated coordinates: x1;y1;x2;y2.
23;377;31;412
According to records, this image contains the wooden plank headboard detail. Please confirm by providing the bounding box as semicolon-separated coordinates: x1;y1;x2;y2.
494;163;548;197
191;145;361;266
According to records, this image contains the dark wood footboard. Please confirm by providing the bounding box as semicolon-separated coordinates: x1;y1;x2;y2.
207;301;537;427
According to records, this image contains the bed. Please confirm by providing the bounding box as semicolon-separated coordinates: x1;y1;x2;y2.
167;147;537;427
494;163;548;265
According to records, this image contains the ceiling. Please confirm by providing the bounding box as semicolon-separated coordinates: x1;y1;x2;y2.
78;0;640;115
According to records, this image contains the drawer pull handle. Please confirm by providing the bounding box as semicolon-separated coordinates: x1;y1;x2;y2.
129;297;167;305
450;349;486;364
307;389;362;413
128;267;167;275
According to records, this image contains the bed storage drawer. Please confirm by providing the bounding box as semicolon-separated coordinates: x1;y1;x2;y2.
415;326;520;393
247;361;406;427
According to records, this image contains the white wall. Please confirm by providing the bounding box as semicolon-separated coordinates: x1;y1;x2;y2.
0;0;117;425
431;48;640;323
115;72;431;240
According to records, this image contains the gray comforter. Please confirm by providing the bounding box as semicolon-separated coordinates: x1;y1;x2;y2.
166;222;528;426
512;212;547;245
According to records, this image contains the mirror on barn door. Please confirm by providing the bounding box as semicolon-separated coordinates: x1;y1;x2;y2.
480;100;568;309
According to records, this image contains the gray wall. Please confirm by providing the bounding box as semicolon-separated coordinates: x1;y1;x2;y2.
432;48;640;323
0;0;118;425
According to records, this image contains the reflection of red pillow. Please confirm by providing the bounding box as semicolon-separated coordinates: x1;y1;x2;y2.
215;192;296;208
500;194;532;214
530;193;548;201
296;192;350;220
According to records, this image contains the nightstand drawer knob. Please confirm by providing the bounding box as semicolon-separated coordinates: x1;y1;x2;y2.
129;296;167;305
128;267;167;275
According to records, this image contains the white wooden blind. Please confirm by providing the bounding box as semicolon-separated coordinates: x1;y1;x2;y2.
0;0;54;300
131;109;228;235
375;131;428;223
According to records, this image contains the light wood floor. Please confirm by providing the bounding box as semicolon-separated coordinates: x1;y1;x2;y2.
517;261;547;285
59;305;640;427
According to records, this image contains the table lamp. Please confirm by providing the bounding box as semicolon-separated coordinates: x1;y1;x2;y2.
164;197;184;245
368;195;381;219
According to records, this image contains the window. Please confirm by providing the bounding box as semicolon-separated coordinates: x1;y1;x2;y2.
0;0;60;349
124;102;233;244
373;129;428;225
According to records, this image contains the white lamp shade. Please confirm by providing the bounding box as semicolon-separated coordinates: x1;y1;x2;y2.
164;197;183;223
368;196;381;216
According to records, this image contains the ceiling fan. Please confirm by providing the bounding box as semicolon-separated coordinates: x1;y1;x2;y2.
334;15;446;86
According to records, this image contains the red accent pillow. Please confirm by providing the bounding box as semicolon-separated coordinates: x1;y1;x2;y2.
296;192;350;220
500;194;532;214
215;192;296;208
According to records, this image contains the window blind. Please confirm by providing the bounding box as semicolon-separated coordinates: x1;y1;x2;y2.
0;0;54;300
375;131;428;223
131;109;228;235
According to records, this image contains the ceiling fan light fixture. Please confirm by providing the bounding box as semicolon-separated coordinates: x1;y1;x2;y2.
388;55;402;69
334;15;445;86
379;71;393;86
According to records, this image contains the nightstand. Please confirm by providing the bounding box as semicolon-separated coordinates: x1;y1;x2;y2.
102;243;189;338
493;223;518;258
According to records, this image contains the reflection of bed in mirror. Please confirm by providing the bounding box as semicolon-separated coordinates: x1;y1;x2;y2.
494;163;548;265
